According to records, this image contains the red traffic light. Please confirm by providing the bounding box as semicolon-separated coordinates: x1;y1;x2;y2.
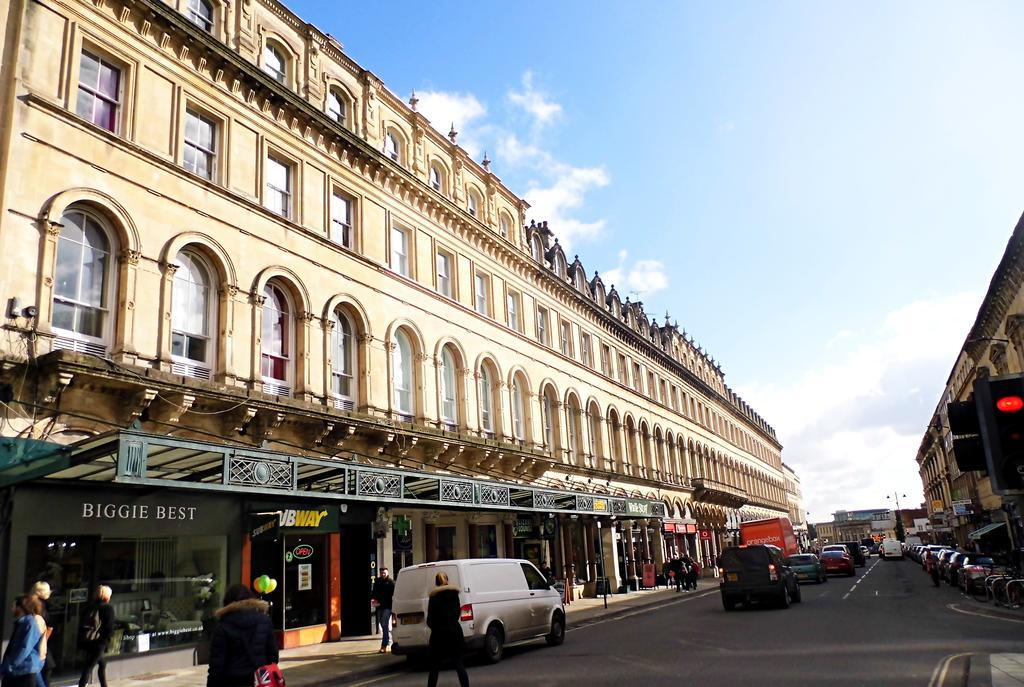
996;395;1024;413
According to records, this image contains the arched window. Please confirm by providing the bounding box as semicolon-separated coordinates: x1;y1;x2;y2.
608;411;623;472
330;309;357;410
511;376;527;441
588;402;602;463
429;164;443;192
531;235;543;262
260;283;293;395
170;250;215;378
467;189;480;218
542;386;559;450
499;214;510;238
52;208;115;354
327;89;347;124
478;363;496;435
262;43;286;84
391;329;414;417
384;132;400;163
186;0;214;32
566;396;582;465
439;346;458;428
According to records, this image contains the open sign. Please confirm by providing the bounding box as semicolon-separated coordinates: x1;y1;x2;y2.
292;544;315;559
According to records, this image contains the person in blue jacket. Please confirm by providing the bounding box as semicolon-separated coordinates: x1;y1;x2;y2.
0;595;43;687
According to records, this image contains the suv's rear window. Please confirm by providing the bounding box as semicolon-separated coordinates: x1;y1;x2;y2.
785;555;817;565
719;547;770;570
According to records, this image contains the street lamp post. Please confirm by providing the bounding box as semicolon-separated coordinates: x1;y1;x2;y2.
887;493;907;542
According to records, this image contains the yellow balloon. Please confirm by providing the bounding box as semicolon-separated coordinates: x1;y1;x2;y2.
265;578;278;594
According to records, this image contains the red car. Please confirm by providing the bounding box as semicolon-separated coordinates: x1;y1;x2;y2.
821;550;855;577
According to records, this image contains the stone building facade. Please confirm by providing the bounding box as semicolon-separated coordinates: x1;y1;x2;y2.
0;0;790;678
916;213;1024;552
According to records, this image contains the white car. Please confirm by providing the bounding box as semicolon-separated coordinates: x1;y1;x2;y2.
390;558;565;663
880;539;903;560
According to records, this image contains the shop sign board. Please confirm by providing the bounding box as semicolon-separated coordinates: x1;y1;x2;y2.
292;543;315;560
663;522;677;533
952;502;974;516
250;512;280;542
593;498;609;512
642;563;656;588
626;499;650;516
931;500;945;512
699;529;713;541
280;507;336;530
514;516;536;538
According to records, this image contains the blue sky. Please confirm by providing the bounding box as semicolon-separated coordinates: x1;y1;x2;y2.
292;1;1024;520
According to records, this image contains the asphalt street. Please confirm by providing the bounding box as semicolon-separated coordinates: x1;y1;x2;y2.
346;557;1024;687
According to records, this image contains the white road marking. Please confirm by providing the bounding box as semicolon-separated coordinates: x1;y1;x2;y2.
843;558;880;599
947;602;1024;625
568;589;718;632
842;592;851;599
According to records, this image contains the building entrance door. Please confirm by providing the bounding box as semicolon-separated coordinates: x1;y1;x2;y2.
23;536;99;678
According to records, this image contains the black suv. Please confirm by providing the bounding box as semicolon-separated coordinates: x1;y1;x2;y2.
719;544;801;610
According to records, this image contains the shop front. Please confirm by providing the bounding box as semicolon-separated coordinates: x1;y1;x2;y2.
245;501;375;647
5;482;240;681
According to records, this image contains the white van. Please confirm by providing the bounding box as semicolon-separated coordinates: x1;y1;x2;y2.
880;539;903;560
390;558;565;663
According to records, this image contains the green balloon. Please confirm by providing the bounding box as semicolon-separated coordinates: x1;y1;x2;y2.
253;574;271;594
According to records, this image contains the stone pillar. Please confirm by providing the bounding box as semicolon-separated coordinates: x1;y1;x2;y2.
651;520;666;569
640;523;651;564
585;520;598;581
600;522;621;592
503;517;515;558
624;521;637;582
468;523;479;558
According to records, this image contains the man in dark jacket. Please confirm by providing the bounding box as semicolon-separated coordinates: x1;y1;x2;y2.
77;585;115;687
207;585;279;687
426;572;468;687
370;568;395;653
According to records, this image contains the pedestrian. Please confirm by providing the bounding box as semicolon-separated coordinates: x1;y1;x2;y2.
426;571;469;687
370;567;395;653
29;583;53;687
77;586;114;687
688;558;700;591
927;552;941;587
539;562;552;583
1;595;44;687
670;557;683;592
206;584;279;687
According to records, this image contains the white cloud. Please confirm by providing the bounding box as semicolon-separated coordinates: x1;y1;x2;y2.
736;291;980;523
603;250;669;298
414;90;488;157
416;75;607;252
507;71;562;128
525;165;610;249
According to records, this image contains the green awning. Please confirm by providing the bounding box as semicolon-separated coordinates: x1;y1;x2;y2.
0;438;72;487
968;522;1006;540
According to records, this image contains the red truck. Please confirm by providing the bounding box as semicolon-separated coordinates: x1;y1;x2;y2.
739;517;798;556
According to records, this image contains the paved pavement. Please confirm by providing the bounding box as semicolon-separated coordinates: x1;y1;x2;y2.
85;581;701;687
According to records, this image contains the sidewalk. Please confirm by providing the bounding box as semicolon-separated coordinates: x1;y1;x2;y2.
92;581;712;687
959;654;1024;687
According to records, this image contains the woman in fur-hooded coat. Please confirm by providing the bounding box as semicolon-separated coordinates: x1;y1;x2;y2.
207;585;279;687
426;572;468;687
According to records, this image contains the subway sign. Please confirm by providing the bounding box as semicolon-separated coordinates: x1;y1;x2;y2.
626;499;650;516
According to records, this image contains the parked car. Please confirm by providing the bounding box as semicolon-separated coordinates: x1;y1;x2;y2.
390;558;565;663
719;545;801;610
880;539;904;560
820;550;856;577
785;553;827;584
960;555;1008;593
936;549;959;582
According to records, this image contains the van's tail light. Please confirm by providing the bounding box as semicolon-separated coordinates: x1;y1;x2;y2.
768;563;778;581
391;612;397;625
459;604;474;622
718;567;726;577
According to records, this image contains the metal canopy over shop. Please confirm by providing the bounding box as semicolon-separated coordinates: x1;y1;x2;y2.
968;521;1007;540
1;431;666;518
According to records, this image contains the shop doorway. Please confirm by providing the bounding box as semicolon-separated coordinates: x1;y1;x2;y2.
283;534;327;629
23;536;99;678
338;524;371;637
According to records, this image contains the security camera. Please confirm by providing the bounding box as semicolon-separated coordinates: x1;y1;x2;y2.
22;305;38;319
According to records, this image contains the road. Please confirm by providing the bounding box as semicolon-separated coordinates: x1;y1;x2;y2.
348;556;1024;687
